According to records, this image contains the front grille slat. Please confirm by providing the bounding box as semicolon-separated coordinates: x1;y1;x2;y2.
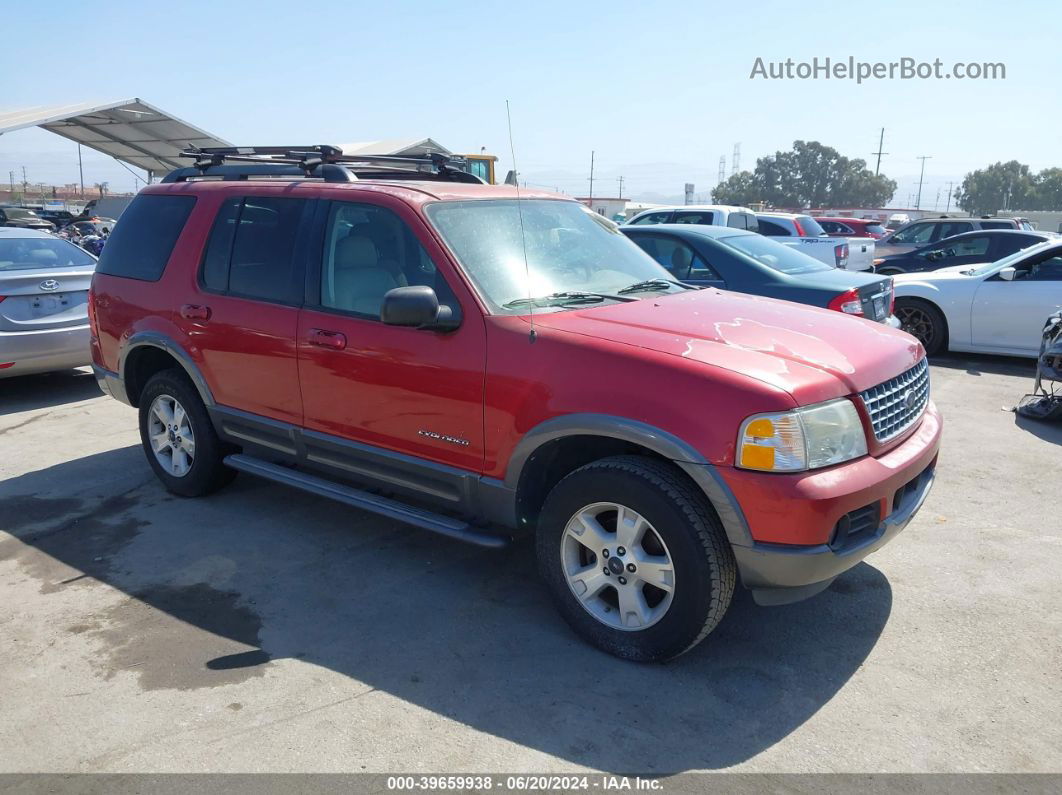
860;358;930;442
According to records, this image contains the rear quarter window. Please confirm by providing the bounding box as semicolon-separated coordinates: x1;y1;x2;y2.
95;194;196;281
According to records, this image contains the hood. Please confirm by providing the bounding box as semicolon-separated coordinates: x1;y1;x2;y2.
532;290;923;403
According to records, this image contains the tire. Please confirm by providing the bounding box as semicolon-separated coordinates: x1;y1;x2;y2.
895;298;948;356
536;455;736;662
138;368;236;497
876;267;903;276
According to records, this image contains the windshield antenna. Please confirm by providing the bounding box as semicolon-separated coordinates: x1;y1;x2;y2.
506;99;536;343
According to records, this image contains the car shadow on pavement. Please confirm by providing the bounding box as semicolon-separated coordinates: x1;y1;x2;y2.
1015;413;1062;445
928;352;1035;378
0;446;893;773
0;368;101;416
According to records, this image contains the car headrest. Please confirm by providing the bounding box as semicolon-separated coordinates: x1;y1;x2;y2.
335;235;378;270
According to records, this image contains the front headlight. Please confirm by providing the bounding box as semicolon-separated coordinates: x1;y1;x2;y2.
737;399;868;472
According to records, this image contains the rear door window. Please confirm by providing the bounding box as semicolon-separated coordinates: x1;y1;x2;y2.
891;222;936;245
935;221;973;240
95;194;195;281
757;219;790;236
199;196;311;304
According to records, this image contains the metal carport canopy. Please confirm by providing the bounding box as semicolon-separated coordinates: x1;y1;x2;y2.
0;98;231;177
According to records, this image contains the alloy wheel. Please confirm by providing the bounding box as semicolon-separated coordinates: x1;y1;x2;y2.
147;394;196;477
896;305;936;349
561;502;675;631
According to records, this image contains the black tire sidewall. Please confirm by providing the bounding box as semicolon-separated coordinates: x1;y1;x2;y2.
138;370;231;497
898;298;946;356
537;461;731;662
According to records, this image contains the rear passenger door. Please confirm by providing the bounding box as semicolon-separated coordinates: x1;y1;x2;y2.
296;198;487;474
180;193;314;428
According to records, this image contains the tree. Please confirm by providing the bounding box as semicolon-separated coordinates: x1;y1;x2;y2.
955;161;1034;215
712;140;896;207
1032;168;1062;211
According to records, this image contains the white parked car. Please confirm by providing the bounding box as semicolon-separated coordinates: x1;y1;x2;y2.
756;212;875;271
893;240;1062;357
624;204;760;231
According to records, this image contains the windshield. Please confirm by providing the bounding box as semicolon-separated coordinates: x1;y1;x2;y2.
715;233;834;275
426;199;677;312
4;208;39;220
0;237;96;271
969;240;1056;277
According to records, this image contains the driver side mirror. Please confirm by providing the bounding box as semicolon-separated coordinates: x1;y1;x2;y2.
998;267;1017;281
381;286;460;331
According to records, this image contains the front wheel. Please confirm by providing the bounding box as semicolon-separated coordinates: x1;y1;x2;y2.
895;298;947;356
536;456;736;662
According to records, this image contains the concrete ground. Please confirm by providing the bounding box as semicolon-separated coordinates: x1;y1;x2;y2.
0;357;1059;775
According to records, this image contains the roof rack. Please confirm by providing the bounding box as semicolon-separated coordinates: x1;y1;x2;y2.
161;145;484;184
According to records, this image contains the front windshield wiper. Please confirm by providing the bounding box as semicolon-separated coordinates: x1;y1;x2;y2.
502;291;638;309
616;278;694;295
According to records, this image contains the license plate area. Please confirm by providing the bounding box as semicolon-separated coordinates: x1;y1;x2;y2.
30;293;72;318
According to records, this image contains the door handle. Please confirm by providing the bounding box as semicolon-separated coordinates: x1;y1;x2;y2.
309;328;347;350
180;304;211;320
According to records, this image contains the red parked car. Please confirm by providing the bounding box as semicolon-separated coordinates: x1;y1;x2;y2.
816;217;889;240
89;146;942;661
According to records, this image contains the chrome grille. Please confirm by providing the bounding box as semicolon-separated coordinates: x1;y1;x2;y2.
860;358;930;442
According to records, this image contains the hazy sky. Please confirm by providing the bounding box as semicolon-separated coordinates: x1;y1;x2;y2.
2;0;1057;209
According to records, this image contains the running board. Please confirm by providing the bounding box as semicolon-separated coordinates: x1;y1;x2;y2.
224;454;509;549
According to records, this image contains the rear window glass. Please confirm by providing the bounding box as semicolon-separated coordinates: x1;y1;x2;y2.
979;221;1010;230
716;233;833;275
95;194;195;281
796;216;826;237
864;223;886;236
0;237;95;272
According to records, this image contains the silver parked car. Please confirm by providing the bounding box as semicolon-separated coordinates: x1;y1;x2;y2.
0;228;97;377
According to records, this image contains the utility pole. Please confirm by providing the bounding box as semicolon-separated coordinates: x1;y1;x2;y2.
934;187;941;211
587;150;595;204
78;144;85;198
945;181;955;213
915;156;932;210
872;128;887;176
616;175;624;199
21;166;28;195
7;171;13;194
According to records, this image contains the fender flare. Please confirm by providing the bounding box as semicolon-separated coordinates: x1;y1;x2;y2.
505;413;752;547
119;331;216;407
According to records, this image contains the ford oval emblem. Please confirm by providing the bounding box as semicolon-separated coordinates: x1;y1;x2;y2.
39;279;60;291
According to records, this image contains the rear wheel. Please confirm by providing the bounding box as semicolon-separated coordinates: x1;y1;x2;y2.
536;456;736;662
138;369;236;497
895;298;947;356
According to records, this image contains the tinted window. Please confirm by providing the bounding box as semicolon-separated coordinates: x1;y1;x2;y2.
0;237;95;272
937;235;990;257
864;223;886;236
937;221;973;239
979;221;1011;230
200;198;241;291
94;194;195;281
726;213;746;229
891;222;936;245
757;219;790;236
998;235;1045;256
321;202;459;319
674;211;717;225
630;235;719;281
819;221;849;234
1028;255;1062;281
226;197;308;303
629;211;672;225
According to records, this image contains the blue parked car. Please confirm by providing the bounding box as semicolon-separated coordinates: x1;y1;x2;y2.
620;224;898;325
872;229;1052;276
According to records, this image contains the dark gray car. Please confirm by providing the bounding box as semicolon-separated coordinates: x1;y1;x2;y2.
0;228;97;377
620;224;898;324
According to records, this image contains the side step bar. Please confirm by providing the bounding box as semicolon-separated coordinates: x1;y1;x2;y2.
224;454;509;549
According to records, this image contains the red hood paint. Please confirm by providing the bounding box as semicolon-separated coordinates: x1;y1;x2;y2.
530;289;924;404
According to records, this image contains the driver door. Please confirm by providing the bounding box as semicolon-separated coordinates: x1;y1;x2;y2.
971;253;1062;354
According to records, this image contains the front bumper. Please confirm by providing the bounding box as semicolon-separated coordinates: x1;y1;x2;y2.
721;400;942;604
0;324;91;377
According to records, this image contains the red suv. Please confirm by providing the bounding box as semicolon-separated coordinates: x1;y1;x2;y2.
89;146;942;661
